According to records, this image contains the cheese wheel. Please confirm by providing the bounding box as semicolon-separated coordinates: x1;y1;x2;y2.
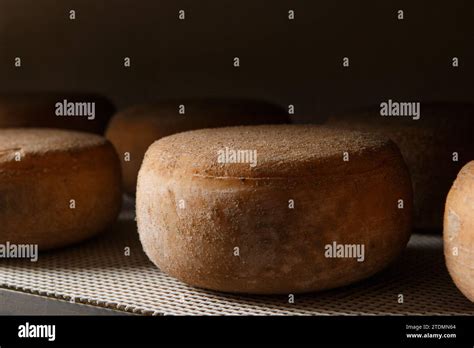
326;103;474;231
106;99;289;194
0;93;115;134
0;129;122;250
137;125;413;294
444;161;474;302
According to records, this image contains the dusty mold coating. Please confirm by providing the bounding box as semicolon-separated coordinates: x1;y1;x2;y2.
106;99;289;194
0;129;122;250
444;161;474;302
137;125;413;294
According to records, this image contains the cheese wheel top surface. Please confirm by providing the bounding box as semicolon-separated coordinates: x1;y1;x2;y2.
0;128;112;176
0;128;106;153
107;99;289;194
145;125;396;179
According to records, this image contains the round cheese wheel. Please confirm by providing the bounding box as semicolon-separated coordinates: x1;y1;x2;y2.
0;92;115;134
106;99;289;194
136;125;413;294
326;103;474;231
0;129;122;250
444;161;474;302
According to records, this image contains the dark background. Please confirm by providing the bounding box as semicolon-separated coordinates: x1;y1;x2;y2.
0;0;473;122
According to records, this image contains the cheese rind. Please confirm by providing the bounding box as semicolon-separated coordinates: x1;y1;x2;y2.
326;103;474;230
137;125;413;294
0;129;122;250
106;100;289;194
444;161;474;302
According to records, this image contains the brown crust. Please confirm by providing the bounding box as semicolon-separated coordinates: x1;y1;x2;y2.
137;125;413;294
444;161;474;302
105;99;289;194
147;125;396;179
0;129;122;250
326;102;474;231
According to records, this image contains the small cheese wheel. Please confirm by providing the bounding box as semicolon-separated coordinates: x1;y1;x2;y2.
106;99;289;194
137;125;413;294
0;93;115;134
444;161;474;302
0;129;122;250
327;103;474;231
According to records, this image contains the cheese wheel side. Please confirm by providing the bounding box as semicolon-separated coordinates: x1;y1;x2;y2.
326;103;474;231
137;125;413;294
444;161;474;302
0;129;122;250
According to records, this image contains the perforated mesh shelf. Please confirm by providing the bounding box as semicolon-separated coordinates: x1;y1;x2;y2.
1;208;473;316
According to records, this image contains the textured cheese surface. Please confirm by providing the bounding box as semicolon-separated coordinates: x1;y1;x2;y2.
106;99;289;193
137;125;413;294
327;103;474;230
0;128;106;155
444;161;474;302
146;125;394;179
0;128;122;250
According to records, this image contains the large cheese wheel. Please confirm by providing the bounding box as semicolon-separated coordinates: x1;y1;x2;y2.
444;161;474;302
106;99;289;194
136;125;413;294
0;129;122;250
0;93;115;134
326;103;474;231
